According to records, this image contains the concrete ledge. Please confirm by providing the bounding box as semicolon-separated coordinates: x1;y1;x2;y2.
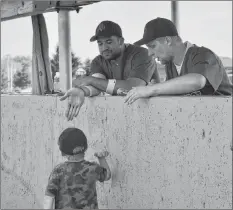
1;95;232;209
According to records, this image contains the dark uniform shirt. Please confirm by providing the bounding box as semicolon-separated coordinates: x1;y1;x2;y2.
165;43;232;95
90;44;160;84
45;160;107;209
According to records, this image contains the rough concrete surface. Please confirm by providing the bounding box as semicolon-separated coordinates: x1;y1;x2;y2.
1;95;232;209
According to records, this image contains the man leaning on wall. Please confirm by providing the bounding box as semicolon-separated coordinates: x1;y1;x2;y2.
60;20;160;120
124;17;232;104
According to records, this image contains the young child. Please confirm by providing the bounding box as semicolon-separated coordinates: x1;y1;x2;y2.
43;127;111;209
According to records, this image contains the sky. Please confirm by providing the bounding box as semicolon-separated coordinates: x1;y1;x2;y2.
1;1;232;62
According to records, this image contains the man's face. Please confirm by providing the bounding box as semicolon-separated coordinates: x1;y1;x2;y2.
97;36;123;60
146;38;172;65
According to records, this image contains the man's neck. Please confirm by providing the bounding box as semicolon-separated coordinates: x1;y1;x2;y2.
110;44;126;61
172;42;187;66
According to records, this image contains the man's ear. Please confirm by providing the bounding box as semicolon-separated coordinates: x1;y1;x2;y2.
119;37;124;46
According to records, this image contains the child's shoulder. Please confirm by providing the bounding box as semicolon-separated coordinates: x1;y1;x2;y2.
82;160;105;174
51;162;67;175
54;162;67;169
82;160;99;167
81;160;103;173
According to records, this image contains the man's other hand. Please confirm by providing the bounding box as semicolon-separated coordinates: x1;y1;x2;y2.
60;88;85;121
124;86;153;104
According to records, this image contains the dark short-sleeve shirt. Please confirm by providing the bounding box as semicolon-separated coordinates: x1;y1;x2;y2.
165;45;232;95
45;160;107;209
90;44;159;84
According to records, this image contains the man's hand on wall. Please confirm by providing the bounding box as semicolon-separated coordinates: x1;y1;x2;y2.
124;86;154;104
60;87;85;121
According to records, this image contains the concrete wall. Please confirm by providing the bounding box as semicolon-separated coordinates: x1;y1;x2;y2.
1;95;232;209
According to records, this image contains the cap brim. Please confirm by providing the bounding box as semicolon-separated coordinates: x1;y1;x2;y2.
133;38;147;46
90;35;97;42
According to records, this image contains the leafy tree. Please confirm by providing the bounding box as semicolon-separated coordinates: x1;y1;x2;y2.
71;51;82;76
83;58;92;76
1;55;32;91
1;68;8;91
51;46;59;81
13;56;31;66
13;61;31;89
50;45;82;80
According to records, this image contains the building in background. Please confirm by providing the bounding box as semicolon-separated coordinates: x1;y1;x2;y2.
75;67;87;77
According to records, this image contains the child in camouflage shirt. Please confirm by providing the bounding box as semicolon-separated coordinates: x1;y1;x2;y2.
43;127;111;209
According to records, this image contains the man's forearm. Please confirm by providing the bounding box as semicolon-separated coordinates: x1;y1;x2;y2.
79;86;101;97
89;77;146;95
150;73;206;96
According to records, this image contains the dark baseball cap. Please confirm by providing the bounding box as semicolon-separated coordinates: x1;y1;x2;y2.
90;20;123;42
134;17;178;46
58;128;87;155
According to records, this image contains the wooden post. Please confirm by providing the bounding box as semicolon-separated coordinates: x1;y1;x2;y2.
171;1;178;32
58;10;72;92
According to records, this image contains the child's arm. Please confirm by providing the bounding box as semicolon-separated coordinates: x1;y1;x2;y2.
43;195;55;209
44;166;61;209
94;151;111;181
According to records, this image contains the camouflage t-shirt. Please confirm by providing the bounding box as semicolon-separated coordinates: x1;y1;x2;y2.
45;160;107;209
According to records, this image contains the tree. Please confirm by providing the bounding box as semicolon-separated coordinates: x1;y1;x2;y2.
1;55;31;92
51;46;59;81
1;68;8;92
50;45;82;80
71;51;82;77
13;61;31;89
83;58;92;76
13;56;31;66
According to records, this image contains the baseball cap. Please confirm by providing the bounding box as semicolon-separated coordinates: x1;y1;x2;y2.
58;128;87;155
90;20;123;42
134;17;178;46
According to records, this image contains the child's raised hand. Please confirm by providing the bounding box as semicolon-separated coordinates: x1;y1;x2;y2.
94;151;109;158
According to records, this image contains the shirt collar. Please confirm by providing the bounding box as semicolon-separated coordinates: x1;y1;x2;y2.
177;41;193;67
110;44;127;66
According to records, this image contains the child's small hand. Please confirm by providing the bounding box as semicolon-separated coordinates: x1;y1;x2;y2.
94;151;109;158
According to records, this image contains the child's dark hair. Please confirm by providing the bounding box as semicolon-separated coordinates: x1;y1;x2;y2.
58;128;88;156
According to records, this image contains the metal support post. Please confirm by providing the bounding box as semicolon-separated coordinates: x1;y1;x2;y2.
58;10;72;92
